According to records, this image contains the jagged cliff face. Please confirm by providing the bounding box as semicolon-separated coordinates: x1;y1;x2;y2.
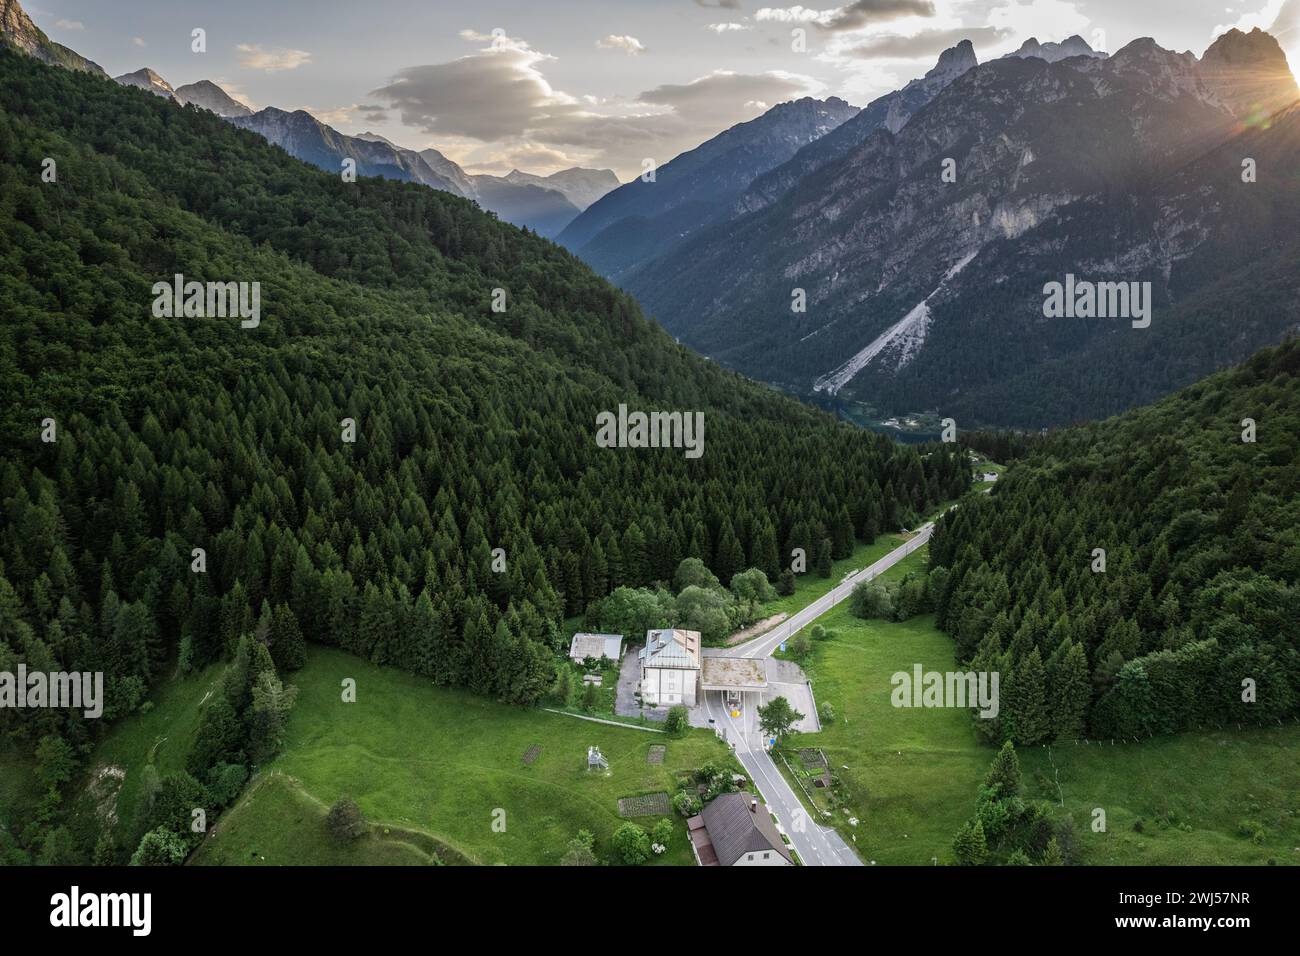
624;31;1300;428
739;41;979;216
0;0;105;75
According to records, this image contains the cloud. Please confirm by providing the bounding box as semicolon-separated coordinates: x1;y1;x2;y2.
372;32;574;141
756;1;934;31
597;34;647;54
302;105;352;126
372;30;823;177
638;69;823;124
695;0;744;8
986;0;1088;44
132;37;146;48
841;26;1010;59
54;18;84;30
236;43;313;72
707;22;753;33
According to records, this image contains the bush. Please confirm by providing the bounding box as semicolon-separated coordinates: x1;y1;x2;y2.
326;796;367;843
612;822;652;865
130;828;189;866
651;818;674;852
561;829;597;866
664;705;689;735
672;791;702;817
818;701;835;725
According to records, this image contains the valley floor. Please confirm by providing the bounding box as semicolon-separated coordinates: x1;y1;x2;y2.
777;550;1300;866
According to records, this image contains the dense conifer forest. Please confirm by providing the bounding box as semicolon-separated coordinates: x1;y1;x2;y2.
0;46;970;841
930;340;1300;743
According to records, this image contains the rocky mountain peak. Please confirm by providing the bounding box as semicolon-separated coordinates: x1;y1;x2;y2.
174;79;253;117
1199;27;1299;120
1202;27;1290;71
927;39;978;81
114;67;177;100
1008;34;1103;63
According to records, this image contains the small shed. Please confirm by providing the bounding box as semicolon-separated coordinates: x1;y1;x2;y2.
569;633;624;663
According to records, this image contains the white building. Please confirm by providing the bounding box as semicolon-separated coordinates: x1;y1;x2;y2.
638;628;701;706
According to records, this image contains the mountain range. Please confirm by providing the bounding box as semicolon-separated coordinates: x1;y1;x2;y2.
0;7;620;237
595;29;1300;428
556;95;860;279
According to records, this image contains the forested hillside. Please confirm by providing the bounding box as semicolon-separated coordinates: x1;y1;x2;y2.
929;340;1300;743
0;48;969;768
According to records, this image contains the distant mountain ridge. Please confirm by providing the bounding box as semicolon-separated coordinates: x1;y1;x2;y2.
623;29;1300;428
114;67;177;101
0;0;616;237
556;95;859;278
174;79;252;117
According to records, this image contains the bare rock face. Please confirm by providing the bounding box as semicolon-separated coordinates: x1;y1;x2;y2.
0;0;106;75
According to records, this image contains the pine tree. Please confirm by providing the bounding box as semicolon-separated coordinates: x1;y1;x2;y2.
953;818;988;866
1007;646;1049;745
815;537;833;578
983;740;1021;798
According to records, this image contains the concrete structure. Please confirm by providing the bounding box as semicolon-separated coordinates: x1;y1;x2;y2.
688;792;792;866
638;629;701;706
701;656;767;714
569;632;623;663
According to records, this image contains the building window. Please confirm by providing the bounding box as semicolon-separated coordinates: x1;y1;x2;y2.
747;854;754;861
763;852;770;859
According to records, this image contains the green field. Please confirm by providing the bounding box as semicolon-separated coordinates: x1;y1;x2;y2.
190;772;447;865
197;646;736;865
780;550;1300;866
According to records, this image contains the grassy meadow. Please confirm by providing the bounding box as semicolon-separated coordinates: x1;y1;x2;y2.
778;549;1300;866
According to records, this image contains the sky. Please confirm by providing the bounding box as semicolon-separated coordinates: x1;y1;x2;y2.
28;0;1300;180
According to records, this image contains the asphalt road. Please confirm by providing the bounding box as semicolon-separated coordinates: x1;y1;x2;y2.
708;521;936;867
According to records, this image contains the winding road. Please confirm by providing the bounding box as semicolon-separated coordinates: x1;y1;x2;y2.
706;521;937;867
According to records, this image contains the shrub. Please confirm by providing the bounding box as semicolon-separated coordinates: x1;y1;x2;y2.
326;796;367;843
612;822;652;865
818;701;835;726
664;705;689;735
130;828;189;866
672;791;702;817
